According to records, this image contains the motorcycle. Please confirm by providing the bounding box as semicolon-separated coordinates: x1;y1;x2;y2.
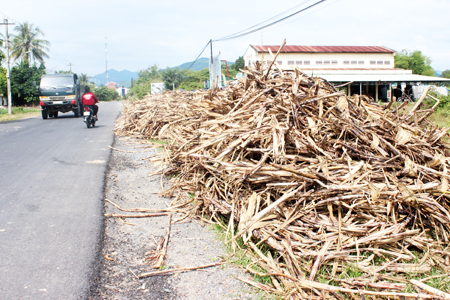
83;106;96;128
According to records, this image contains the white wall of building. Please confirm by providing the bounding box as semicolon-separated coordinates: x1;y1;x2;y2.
244;46;395;70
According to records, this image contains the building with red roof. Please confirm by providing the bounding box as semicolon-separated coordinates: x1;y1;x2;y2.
243;45;450;101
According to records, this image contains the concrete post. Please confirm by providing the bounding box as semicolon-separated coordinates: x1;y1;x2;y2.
376;82;379;101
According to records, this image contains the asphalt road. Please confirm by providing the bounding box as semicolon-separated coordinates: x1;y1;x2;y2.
0;101;121;299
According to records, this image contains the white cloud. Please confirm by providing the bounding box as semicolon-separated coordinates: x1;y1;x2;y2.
1;0;449;76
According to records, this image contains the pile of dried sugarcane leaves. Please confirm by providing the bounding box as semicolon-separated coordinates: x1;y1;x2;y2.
115;60;450;299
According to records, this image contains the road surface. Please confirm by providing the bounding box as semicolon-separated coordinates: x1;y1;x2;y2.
0;102;121;299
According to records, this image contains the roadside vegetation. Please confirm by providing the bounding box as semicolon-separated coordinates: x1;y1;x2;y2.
0;21;118;116
126;56;245;99
0;106;40;122
398;93;450;128
423;93;450;127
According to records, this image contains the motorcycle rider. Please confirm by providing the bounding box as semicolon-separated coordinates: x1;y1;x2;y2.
81;86;99;119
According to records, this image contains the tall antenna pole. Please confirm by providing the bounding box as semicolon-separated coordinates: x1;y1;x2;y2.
105;35;108;85
0;18;15;115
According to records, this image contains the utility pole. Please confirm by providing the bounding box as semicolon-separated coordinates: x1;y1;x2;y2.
1;18;15;115
209;39;213;89
67;63;74;73
105;35;108;85
210;39;213;64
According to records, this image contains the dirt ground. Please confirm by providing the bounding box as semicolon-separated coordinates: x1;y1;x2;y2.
90;136;264;300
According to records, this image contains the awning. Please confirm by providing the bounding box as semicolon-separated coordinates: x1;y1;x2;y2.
299;69;450;83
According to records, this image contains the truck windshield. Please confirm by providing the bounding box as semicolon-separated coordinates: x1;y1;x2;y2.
40;77;74;90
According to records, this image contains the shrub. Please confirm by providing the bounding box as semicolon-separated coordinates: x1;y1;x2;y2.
94;86;119;101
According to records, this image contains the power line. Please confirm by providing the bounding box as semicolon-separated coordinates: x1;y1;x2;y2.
216;0;313;41
186;40;211;70
213;0;326;42
0;11;19;25
258;0;342;36
187;0;327;70
51;51;70;64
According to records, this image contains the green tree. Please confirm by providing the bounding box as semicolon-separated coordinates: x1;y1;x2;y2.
127;64;162;98
394;50;435;76
441;69;450;79
127;64;165;98
10;61;46;105
232;56;245;71
161;67;186;90
11;22;50;64
127;81;154;99
93;86;119;101
179;68;209;90
137;64;161;84
79;73;89;84
0;51;6;99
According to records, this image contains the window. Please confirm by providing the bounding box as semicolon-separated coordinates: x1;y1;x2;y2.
277;60;282;65
358;61;364;65
370;61;376;65
316;60;323;65
377;61;383;65
288;60;295;66
332;60;338;65
324;60;331;65
384;61;391;65
296;61;302;65
343;60;350;65
351;61;357;65
304;60;310;65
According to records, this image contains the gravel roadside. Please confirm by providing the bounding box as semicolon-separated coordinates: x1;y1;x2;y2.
90;136;265;300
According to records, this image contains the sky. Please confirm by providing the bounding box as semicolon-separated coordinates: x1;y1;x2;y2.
1;0;449;78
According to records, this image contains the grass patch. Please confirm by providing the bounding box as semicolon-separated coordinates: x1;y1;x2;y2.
209;222;278;298
396;96;450;128
405;267;450;294
149;138;168;145
212;216;450;297
149;138;170;153
427;108;450;128
0;106;41;122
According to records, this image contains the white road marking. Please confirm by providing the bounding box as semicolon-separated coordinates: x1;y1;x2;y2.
85;160;105;164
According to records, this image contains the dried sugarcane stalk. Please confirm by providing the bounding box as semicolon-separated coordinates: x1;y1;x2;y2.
138;261;224;278
410;279;450;299
115;58;450;299
105;213;168;218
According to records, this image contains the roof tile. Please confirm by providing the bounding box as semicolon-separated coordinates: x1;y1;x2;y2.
252;45;394;53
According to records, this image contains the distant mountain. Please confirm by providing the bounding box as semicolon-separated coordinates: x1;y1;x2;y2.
91;69;139;88
175;57;235;71
435;70;442;77
175;57;210;71
91;59;236;86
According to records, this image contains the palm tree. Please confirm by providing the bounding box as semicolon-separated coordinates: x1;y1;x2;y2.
11;22;50;64
0;32;12;51
79;73;90;84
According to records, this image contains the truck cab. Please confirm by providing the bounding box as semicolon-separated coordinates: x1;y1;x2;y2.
39;74;83;119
